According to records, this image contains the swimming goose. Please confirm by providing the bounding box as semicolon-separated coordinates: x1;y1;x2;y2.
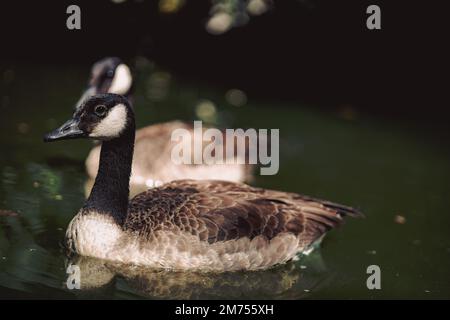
80;57;252;189
76;57;133;108
44;94;361;272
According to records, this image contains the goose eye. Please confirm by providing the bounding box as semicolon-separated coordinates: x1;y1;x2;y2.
106;70;114;78
94;105;107;117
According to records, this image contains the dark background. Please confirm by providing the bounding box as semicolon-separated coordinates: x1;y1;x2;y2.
0;0;447;123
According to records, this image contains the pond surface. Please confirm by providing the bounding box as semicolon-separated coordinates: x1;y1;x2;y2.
0;61;449;299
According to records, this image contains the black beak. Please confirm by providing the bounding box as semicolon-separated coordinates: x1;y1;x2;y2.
43;118;86;142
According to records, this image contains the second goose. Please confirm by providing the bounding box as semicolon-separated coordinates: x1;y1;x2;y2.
80;57;253;190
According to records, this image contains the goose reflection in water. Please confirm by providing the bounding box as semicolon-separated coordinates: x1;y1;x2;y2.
65;252;330;299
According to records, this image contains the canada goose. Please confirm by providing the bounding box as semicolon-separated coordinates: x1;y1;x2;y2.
76;57;133;108
44;94;361;272
80;57;252;189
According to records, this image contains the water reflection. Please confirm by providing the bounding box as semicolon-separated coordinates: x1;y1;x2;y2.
65;252;330;299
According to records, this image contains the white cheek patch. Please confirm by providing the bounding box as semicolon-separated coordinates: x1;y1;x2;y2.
108;64;132;95
90;104;128;138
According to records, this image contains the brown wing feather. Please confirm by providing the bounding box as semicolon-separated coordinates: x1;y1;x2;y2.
124;180;361;245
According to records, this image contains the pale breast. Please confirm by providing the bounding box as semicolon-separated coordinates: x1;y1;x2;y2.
66;212;123;259
67;215;306;271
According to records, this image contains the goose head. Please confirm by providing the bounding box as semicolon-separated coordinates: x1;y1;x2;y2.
45;94;134;142
76;58;133;108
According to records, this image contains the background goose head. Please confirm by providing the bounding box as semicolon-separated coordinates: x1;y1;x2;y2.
45;94;134;142
76;57;133;109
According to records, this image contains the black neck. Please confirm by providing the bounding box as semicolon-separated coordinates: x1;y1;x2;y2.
84;124;135;225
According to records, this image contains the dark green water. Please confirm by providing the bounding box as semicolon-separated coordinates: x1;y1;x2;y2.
0;61;449;299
